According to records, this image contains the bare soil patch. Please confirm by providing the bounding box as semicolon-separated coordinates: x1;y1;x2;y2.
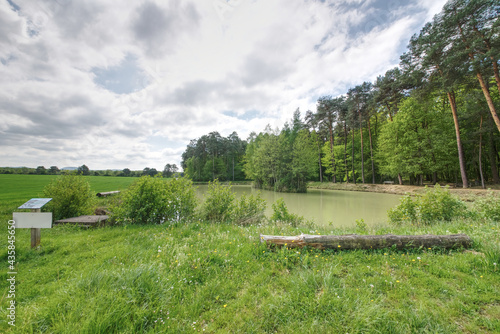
307;182;500;201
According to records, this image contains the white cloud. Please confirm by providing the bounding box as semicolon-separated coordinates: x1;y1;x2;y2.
0;0;447;170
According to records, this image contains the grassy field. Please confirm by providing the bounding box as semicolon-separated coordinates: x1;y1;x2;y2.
0;174;136;218
0;175;499;333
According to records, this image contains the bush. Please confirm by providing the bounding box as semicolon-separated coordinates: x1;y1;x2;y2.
271;198;304;227
163;177;198;221
114;176;197;225
473;190;500;222
232;192;267;225
388;185;468;225
387;194;418;224
42;173;96;221
199;179;235;222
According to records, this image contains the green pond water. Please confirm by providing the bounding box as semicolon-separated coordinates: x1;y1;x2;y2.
196;185;402;227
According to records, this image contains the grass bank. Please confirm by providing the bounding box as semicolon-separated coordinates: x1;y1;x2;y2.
0;175;499;332
0;218;499;333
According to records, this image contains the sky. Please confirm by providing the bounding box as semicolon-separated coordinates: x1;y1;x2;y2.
0;0;448;171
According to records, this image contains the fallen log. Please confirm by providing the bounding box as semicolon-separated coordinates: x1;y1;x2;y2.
259;233;471;250
96;191;120;197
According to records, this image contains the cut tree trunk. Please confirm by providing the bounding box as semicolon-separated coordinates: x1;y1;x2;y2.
260;233;471;250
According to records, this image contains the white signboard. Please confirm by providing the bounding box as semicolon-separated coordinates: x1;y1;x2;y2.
18;198;52;209
13;212;52;229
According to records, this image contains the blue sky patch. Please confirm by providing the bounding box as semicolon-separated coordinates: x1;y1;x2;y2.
92;54;149;94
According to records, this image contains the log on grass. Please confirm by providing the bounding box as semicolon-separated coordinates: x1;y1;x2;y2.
259;234;472;250
96;191;120;197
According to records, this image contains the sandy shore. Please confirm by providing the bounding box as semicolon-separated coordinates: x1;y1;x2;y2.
307;182;500;201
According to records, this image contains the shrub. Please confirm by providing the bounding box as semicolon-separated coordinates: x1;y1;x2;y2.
114;176;197;225
473;190;500;222
387;194;418;224
199;179;235;222
42;173;96;220
232;192;266;225
163;177;198;221
388;185;468;225
271;198;304;226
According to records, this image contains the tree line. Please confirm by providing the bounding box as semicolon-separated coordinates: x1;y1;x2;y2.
182;0;500;191
1;164;180;178
181;131;247;181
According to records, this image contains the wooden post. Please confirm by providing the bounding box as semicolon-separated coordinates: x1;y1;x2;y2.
31;208;41;248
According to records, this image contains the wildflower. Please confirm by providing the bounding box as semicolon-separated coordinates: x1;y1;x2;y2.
223;304;227;308
396;280;400;283
338;245;341;248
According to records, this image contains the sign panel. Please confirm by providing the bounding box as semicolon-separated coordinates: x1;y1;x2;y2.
18;198;52;209
12;212;52;228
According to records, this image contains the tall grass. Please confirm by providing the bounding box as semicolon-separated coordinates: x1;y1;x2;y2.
0;219;498;333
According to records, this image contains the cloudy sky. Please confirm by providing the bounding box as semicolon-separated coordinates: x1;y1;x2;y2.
0;0;447;171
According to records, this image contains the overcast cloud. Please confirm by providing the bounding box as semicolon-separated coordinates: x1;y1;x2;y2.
0;0;448;170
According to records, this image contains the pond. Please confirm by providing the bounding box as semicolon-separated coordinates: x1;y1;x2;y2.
196;185;402;228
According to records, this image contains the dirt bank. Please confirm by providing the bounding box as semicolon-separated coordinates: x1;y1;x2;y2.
307;182;500;201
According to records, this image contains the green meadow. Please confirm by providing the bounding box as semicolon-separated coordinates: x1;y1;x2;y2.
0;174;499;333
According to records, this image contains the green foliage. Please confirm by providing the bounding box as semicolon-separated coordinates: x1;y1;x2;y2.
271;198;304;226
114;176;197;225
42;173;96;220
182;131;247;182
232;192;267;225
388;185;468;225
198;181;267;224
377;97;458;181
163;177;198;221
199;179;236;222
355;218;368;233
473;191;500;222
244;118;317;193
387;194;417;224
